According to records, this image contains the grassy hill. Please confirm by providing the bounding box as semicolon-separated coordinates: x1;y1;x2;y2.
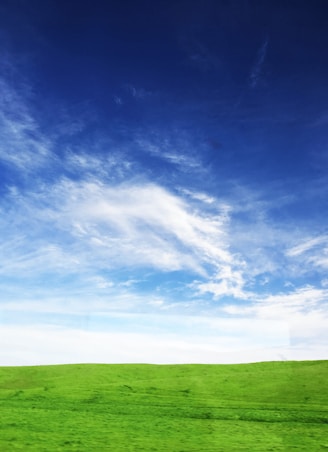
0;361;327;451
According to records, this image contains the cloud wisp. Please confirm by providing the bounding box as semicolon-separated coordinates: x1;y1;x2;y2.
136;136;204;173
1;178;235;280
286;235;328;270
0;76;54;172
249;36;269;88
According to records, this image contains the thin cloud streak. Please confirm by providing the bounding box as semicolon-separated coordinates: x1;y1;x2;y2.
286;235;328;257
286;235;328;270
0;76;53;171
249;36;269;88
136;136;204;173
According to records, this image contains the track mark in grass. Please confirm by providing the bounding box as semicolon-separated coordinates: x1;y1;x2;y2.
12;390;24;398
62;440;82;446
180;389;191;395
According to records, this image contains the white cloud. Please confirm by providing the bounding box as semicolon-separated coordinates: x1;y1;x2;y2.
39;180;233;275
0;76;53;171
0;242;81;276
65;150;133;180
286;234;328;271
223;286;328;320
0;178;240;302
179;188;217;205
220;287;328;360
1;310;326;366
0;314;292;365
1;296;326;365
3;172;328;310
136;136;204;172
193;264;248;300
258;286;327;312
286;235;328;257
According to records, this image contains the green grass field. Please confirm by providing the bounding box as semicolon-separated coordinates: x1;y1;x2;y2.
0;361;327;451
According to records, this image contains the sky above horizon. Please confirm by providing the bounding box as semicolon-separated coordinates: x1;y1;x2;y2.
0;0;327;365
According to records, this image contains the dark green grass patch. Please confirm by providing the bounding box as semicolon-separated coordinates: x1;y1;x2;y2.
0;361;327;450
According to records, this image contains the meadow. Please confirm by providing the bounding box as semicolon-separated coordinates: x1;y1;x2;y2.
0;360;327;451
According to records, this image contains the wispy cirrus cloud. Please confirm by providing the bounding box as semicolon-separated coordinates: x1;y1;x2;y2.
223;285;328;320
286;235;327;257
136;135;204;173
249;36;269;88
125;84;153;100
2;149;327;311
286;234;328;269
181;38;220;72
179;188;217;205
0;76;53;171
64;150;134;181
1;179;233;279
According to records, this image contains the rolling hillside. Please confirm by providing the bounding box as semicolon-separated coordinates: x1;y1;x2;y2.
0;361;327;450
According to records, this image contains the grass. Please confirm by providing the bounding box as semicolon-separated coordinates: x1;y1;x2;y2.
0;360;327;450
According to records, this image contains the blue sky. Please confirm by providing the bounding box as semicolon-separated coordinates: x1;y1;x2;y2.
0;0;327;364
